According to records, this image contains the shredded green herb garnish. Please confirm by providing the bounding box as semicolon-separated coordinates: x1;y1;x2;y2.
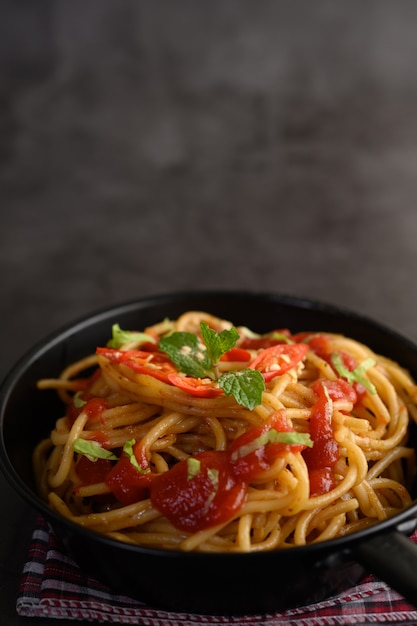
123;439;150;474
107;323;156;349
331;353;377;394
231;428;313;461
73;439;117;462
187;457;201;479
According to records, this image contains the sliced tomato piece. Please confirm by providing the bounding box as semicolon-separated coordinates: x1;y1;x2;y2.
240;329;292;350
312;378;357;403
249;343;308;382
96;347;177;383
167;374;223;398
220;348;251;362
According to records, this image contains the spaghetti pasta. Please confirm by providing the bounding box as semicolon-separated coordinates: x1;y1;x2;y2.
34;310;417;553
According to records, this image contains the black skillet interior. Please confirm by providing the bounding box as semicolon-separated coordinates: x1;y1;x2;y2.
1;290;417;615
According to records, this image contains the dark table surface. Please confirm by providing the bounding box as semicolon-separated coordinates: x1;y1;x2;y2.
2;1;417;623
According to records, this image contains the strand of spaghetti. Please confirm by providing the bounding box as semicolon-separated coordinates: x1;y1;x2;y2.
204;415;228;450
328;336;373;361
150;451;169;472
162;444;190;462
248;457;287;484
48;411;89;488
38;354;99;403
175;310;233;333
138;411;197;461
304;351;337;380
255;510;281;543
113;530;185;548
50;417;71;446
180;520;236;552
258;453;310;516
48;491;160;532
236;513;253;551
36;379;83;391
262;390;293;411
351;405;408;451
367;445;415;480
99;358;251;418
354;480;388;520
269;372;295;399
313;514;347;543
94;414;196;450
87;403;160;430
59;354;99;381
248;525;281;552
369;477;412;508
74;482;111;498
335;430;369;484
371;367;401;434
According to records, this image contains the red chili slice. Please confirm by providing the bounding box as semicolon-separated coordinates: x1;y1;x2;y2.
249;343;309;382
220;348;251;362
167;374;224;398
96;347;177;383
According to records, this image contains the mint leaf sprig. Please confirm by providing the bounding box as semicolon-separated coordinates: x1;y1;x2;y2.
159;322;265;410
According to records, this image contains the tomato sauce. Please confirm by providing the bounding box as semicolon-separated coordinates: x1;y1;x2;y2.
67;396;108;426
102;410;309;533
302;382;340;496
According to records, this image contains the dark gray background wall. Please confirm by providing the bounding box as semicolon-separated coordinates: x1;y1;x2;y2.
2;0;417;381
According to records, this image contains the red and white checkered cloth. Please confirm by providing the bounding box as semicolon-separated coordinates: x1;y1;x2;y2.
16;515;417;625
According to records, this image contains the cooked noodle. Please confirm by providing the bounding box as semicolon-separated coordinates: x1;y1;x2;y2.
34;311;417;552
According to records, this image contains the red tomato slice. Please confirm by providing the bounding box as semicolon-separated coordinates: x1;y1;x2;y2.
97;347;177;383
249;343;308;381
220;348;251;362
167;374;223;398
312;378;357;403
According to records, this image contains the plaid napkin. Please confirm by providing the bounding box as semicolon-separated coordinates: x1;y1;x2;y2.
17;515;417;625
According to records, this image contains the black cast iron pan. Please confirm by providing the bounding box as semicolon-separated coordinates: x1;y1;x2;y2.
1;290;417;615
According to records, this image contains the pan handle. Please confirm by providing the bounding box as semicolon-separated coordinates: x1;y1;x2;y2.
353;524;417;608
